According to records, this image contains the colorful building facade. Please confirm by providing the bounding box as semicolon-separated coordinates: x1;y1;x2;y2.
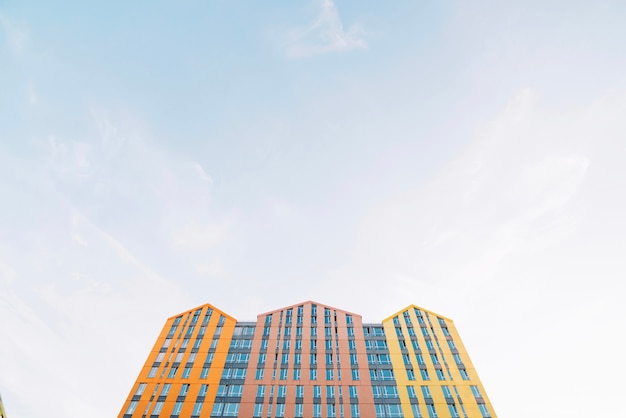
119;301;496;418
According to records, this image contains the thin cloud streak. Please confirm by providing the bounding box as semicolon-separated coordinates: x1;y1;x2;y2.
283;0;366;59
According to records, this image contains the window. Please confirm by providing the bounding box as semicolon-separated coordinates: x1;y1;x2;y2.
310;368;317;380
478;404;491;418
134;383;147;396
470;385;482;398
313;404;322;418
351;369;360;380
325;339;332;350
421;386;432;399
125;401;138;414
380;369;394;380
253;404;263;417
407;369;416;380
168;366;178;378
182;367;191;378
172;402;184;415
275;404;285;418
350;354;358;365
200;367;209;379
227;385;243;396
294;354;302;364
277;385;287;397
258;353;266;364
313;385;321;398
295;404;303;418
420;369;430;380
295;339;302;350
161;383;171;397
230;368;245;379
153;401;164;414
199;384;208;396
311;340;317;350
383;386;399;398
311;354;318;365
296;385;304;398
349;386;358;399
293;368;301;380
411;404;423;418
448;404;460;418
326;353;333;365
436;369;446;380
191;402;203;416
148;367;158;378
350;404;360;418
205;353;214;364
326;369;334;380
459;368;470;380
425;404;438;418
222;403;239;416
327;385;335;398
279;368;288;380
348;340;356;350
387;405;403;417
216;385;228;396
255;368;264;380
327;404;337;417
372;386;382;398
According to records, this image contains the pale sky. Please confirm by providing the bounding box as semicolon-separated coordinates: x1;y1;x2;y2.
1;1;625;417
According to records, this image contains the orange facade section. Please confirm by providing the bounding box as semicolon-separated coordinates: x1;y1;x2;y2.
118;304;237;418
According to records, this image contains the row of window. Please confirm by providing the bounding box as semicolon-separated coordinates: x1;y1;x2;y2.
253;403;360;418
256;384;359;399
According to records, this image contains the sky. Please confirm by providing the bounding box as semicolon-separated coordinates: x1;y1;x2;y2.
1;0;625;416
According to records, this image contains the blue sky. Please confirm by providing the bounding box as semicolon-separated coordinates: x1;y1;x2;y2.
1;1;626;417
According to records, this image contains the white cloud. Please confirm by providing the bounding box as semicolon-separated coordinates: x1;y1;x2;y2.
192;161;214;185
0;12;28;54
195;258;227;278
172;220;230;251
283;0;366;59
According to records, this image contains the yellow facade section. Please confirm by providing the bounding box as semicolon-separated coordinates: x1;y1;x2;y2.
383;305;497;418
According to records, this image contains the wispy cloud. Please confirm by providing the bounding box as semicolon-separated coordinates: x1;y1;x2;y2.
283;0;366;59
0;12;28;54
